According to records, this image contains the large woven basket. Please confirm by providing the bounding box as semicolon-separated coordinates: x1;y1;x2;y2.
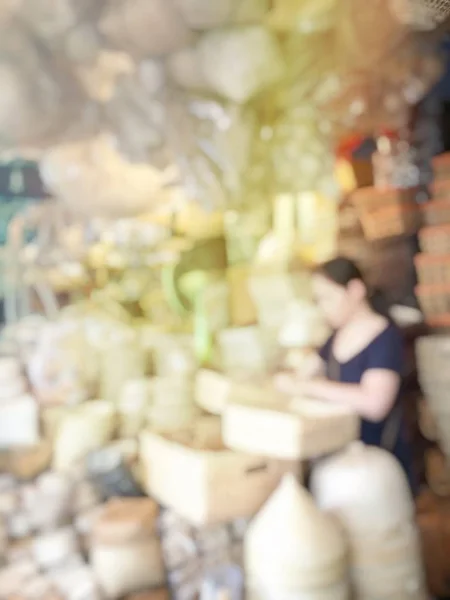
351;186;420;241
358;203;420;241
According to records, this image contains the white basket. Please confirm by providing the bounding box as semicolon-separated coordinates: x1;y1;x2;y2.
139;426;298;526
223;397;359;460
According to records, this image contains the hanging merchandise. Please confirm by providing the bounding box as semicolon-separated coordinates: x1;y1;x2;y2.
105;62;167;163
197;26;286;104
311;443;427;600
99;0;192;59
0;22;93;154
267;0;338;32
19;0;95;43
245;474;350;600
173;0;269;29
166;93;258;211
39;134;180;218
336;0;408;71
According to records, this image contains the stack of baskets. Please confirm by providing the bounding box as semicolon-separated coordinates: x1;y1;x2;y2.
415;153;450;329
350;186;420;242
416;335;450;462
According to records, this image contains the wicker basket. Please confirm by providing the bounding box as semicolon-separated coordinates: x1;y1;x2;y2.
351;186;417;210
414;254;450;286
416;284;450;318
140;425;297;526
419;224;450;254
358;203;420;241
432;152;450;181
422;199;450;227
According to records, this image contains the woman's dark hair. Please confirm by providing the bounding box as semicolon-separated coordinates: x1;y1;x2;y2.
314;256;392;319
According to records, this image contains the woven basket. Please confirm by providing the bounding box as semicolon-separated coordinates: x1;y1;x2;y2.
351;186;417;210
416;284;450;318
422;198;450;227
414;254;450;286
432;152;450;181
358;203;420;241
419;224;450;254
351;186;420;241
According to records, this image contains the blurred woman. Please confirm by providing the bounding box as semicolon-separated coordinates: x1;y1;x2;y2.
275;256;416;492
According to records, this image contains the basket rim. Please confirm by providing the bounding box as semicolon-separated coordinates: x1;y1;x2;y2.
419;223;450;236
414;253;450;264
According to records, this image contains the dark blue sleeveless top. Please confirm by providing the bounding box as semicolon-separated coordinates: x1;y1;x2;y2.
319;323;416;493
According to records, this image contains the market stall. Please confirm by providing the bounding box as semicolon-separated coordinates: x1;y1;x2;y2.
1;1;450;600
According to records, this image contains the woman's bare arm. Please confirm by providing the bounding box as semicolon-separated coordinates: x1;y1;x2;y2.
295;369;401;422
